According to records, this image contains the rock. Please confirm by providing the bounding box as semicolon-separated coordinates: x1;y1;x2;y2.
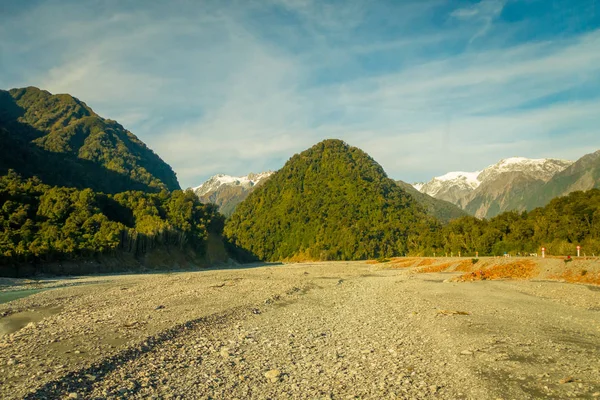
460;350;473;356
220;347;231;358
155;305;165;310
264;369;281;382
68;393;79;399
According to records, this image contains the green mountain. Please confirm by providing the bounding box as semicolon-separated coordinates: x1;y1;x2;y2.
394;180;466;223
525;150;600;209
224;139;438;261
0;87;179;193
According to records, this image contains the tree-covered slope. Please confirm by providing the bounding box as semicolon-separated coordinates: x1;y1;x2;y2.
0;171;223;276
0;87;179;193
427;188;600;257
224;139;438;261
395;180;466;223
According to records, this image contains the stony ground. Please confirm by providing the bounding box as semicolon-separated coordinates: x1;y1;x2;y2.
1;260;599;399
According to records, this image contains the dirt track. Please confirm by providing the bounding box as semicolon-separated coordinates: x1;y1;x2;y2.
1;259;599;399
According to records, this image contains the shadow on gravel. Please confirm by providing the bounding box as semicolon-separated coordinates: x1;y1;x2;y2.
24;281;318;398
23;308;245;399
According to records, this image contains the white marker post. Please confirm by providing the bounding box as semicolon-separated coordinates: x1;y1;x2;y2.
577;245;581;257
542;247;546;258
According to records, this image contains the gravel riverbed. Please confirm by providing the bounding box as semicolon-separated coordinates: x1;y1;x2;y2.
1;261;599;399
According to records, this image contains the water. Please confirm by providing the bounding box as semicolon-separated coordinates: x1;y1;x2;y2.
0;288;60;336
0;288;45;304
0;305;62;336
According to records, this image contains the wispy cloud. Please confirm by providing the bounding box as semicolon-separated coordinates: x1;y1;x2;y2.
1;0;599;187
450;0;506;43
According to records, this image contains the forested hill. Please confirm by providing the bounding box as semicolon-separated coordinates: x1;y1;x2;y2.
224;139;439;261
0;171;225;276
425;189;600;257
0;87;179;193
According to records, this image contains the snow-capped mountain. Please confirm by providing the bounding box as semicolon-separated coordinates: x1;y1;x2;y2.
191;171;274;216
192;171;273;196
477;157;572;183
414;157;573;218
419;171;482;206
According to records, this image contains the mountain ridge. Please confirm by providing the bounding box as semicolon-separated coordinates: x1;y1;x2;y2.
0;86;180;193
415;156;575;218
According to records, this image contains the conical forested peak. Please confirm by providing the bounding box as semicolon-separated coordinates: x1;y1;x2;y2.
224;140;438;262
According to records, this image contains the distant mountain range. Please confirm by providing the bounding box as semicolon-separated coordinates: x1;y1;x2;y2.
413;153;599;218
191;172;273;216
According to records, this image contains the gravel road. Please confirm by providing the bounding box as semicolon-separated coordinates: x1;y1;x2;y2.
1;261;599;399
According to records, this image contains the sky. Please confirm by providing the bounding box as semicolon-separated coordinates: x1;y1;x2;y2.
1;0;600;188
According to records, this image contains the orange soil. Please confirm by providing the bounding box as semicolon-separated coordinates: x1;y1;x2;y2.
454;260;538;282
549;268;600;285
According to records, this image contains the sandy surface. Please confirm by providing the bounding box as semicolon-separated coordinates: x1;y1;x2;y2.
0;260;599;399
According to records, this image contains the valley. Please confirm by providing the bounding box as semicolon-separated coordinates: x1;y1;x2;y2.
1;259;599;399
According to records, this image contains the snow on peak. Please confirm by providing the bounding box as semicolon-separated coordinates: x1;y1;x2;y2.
191;171;273;196
436;171;482;185
412;182;425;192
415;156;574;199
479;157;573;182
419;170;481;198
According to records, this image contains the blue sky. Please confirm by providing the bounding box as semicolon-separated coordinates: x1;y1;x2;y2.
1;0;600;188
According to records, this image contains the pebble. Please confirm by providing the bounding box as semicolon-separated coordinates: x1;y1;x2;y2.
264;369;281;382
460;350;473;356
219;347;231;358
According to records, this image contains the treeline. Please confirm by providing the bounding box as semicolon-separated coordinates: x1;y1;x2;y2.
419;189;600;257
0;171;224;270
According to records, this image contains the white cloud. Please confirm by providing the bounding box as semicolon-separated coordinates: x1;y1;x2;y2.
2;1;599;188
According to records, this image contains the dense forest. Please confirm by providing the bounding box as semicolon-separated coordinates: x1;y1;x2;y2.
224;140;439;261
424;189;600;257
0;171;224;275
0;87;179;193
